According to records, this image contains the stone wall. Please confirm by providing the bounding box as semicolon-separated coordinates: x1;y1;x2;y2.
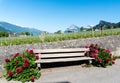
0;35;120;75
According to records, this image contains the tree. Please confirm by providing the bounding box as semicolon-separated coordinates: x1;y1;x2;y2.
0;31;9;37
21;32;30;35
54;30;62;34
80;26;84;31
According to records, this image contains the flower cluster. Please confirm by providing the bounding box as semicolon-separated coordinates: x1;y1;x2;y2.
85;44;116;67
4;49;41;83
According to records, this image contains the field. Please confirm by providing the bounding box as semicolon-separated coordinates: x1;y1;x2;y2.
0;28;120;46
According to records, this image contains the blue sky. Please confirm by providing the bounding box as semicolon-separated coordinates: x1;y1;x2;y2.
0;0;120;32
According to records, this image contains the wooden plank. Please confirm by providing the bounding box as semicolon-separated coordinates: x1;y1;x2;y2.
38;53;85;58
34;48;89;53
35;57;94;63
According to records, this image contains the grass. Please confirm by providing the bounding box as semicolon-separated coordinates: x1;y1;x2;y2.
0;28;120;46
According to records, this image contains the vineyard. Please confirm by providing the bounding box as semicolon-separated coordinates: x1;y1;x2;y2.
0;28;120;46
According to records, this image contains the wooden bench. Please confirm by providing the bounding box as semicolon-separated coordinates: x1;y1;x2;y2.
34;48;94;70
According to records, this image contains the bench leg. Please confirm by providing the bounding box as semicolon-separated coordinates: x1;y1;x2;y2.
37;63;41;70
89;60;92;64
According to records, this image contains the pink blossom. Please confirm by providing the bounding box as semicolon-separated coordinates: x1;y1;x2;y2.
36;54;39;60
23;63;29;68
31;77;35;82
98;58;102;63
90;43;94;47
29;49;34;54
85;51;89;56
4;58;9;62
8;72;13;77
90;48;94;52
24;60;29;63
106;58;110;62
94;49;98;53
91;54;98;58
14;52;19;57
85;46;89;48
16;68;21;73
106;49;111;53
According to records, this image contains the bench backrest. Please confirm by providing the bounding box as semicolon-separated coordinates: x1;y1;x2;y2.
34;48;89;59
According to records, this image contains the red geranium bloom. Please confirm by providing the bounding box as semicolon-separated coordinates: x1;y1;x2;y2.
29;49;34;54
24;60;29;63
14;52;19;57
98;58;102;63
91;54;98;58
16;60;19;63
23;63;29;68
16;68;21;73
36;54;39;60
85;46;89;48
30;77;35;82
85;51;89;56
8;72;13;77
4;58;9;62
106;49;111;53
90;43;94;47
112;61;115;64
94;49;98;53
106;58;110;62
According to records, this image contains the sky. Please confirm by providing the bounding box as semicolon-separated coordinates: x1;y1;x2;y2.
0;0;120;33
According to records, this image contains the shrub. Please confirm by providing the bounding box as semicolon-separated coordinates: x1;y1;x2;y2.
85;44;116;67
4;49;41;83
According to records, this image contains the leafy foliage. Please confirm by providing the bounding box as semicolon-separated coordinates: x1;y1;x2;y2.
85;44;116;67
4;49;41;83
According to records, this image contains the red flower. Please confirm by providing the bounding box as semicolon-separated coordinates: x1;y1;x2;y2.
90;48;95;52
85;46;89;48
16;68;21;73
90;43;94;47
23;63;29;68
14;52;19;57
106;49;111;53
30;77;35;82
24;60;29;63
98;58;102;63
85;51;89;56
8;72;13;77
26;49;29;52
22;65;25;69
91;54;98;58
29;49;34;54
106;58;110;62
36;54;39;60
112;61;115;64
16;60;19;63
94;49;98;53
113;57;116;61
98;47;101;51
4;58;9;62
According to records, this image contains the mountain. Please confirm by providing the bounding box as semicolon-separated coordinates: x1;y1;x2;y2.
93;20;120;29
64;24;80;33
0;21;42;35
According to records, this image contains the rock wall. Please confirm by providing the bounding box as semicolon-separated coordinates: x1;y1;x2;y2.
0;35;120;74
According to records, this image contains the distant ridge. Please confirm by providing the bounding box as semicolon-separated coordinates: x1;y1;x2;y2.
93;20;120;29
0;21;42;35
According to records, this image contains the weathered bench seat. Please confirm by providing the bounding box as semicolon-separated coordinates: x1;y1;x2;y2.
34;48;94;69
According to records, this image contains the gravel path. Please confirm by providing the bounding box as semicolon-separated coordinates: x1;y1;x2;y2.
1;59;120;83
